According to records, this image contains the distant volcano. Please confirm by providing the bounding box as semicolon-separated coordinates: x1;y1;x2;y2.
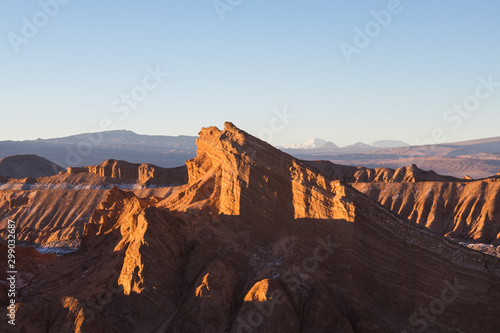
283;138;338;149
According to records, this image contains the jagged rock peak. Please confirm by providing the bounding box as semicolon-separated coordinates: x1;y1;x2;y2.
196;122;286;158
170;122;357;222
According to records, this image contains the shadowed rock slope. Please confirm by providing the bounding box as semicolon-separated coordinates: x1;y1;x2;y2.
353;180;500;245
0;154;64;179
306;160;500;245
0;164;185;248
1;123;499;333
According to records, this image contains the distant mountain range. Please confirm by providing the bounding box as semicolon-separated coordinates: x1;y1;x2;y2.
0;130;197;169
36;130;197;150
289;136;500;179
283;138;409;150
283;138;338;149
1;130;498;179
0;131;411;170
371;140;410;148
344;142;372;149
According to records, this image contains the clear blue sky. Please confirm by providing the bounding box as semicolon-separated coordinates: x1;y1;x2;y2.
1;0;499;146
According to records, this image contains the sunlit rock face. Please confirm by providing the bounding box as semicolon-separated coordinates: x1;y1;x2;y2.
1;122;499;333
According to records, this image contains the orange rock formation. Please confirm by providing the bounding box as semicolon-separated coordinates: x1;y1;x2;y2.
0;123;499;332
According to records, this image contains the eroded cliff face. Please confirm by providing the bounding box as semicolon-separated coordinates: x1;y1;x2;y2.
1;123;500;333
0;189;107;247
0;165;185;248
307;159;500;245
68;159;188;186
163;123;356;223
307;160;461;183
353;180;500;245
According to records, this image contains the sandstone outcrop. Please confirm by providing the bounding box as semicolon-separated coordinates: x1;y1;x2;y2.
353;180;500;245
1;123;499;332
307;160;500;246
307;160;461;183
0;185;180;247
68;159;187;186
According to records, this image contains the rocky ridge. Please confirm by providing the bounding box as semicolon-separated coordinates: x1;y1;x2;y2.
68;159;187;186
1;123;499;332
307;160;461;183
